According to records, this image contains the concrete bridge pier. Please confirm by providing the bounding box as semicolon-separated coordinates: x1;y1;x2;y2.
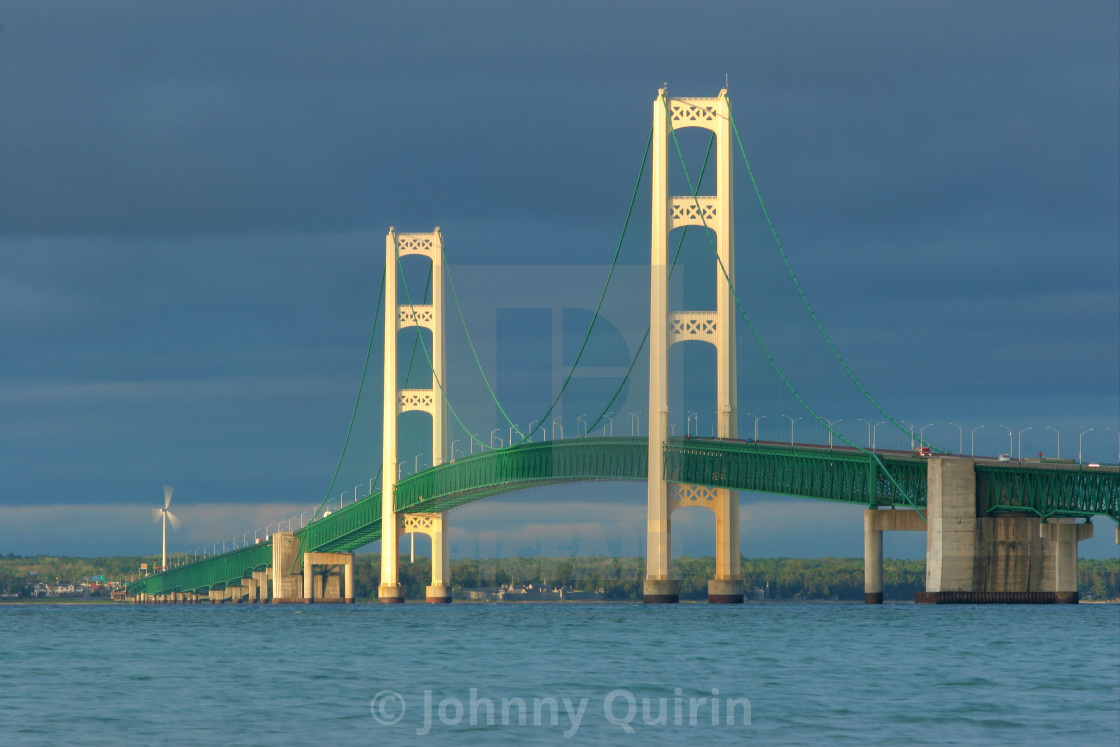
302;552;355;603
253;570;270;603
917;457;1094;603
271;531;305;603
243;577;258;603
208;589;223;604
864;508;925;603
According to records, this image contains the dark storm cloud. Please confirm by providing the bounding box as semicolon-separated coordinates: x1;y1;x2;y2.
0;2;1116;556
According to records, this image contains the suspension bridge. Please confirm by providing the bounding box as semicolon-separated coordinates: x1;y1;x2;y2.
128;89;1119;605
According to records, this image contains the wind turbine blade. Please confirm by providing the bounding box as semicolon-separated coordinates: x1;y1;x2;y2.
164;485;173;509
151;507;163;523
167;511;181;531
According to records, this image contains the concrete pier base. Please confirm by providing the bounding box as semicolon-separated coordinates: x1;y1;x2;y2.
643;579;680;604
378;583;405;603
426;584;452;603
302;552;354;603
271;531;304;603
707;578;744;603
918;457;1093;604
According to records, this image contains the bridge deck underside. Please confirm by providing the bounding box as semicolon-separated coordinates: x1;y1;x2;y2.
128;439;1118;597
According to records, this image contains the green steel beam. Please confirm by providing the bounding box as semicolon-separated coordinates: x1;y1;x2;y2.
128;440;1118;597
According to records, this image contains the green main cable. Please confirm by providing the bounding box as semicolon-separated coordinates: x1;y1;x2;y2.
312;258;433;522
727;111;940;453
583;133;717;437
664;98;924;516
312;263;386;522
439;126;656;447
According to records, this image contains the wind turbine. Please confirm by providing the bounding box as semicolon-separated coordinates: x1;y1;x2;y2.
152;485;180;571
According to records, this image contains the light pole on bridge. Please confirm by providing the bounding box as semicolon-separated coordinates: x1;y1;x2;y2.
858;418;872;449
450;440;459;461
552;418;563;440
947;422;963;456
746;412;766;442
1017;427;1033;461
1044;426;1060;459
472;434;480;454
823;418;842;449
873;421;887;452
687;411;698;437
1079;427;1094;464
510;424;519;446
603;412;614;436
490;428;503;449
781;414;802;445
997;425;1012;458
629;412;640;437
919;423;934;450
578;414;588;437
528;421;540;442
899;420;915;450
970;425;985;457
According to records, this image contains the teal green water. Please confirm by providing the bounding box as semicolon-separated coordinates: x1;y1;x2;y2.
1;603;1117;745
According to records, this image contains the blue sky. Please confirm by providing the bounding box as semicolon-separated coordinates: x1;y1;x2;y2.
1;2;1117;561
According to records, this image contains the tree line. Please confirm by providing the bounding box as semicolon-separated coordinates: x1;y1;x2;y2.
1;553;1116;601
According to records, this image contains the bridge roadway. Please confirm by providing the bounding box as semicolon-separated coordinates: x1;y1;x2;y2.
127;436;1119;598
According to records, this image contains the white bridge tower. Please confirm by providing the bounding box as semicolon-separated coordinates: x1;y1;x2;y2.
645;89;743;604
379;227;452;603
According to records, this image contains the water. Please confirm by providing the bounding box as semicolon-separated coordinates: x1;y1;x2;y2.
1;602;1117;746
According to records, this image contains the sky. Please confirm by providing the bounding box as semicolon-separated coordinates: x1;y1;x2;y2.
1;2;1117;562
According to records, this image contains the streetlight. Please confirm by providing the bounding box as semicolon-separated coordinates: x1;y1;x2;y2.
997;425;1012;458
266;524;274;540
528;421;539;442
1017;427;1033;461
872;421;886;451
369;476;377;493
823;418;842;449
947;422;963;456
1043;426;1060;459
858;418;872;449
577;414;588;437
490;428;502;448
450;439;459;462
1079;427;1094;464
510;424;519;446
552;418;563;440
919;423;934;448
300;511;308;528
970;425;985;457
687;411;698;437
746;413;767;441
629;412;640;436
398;463;406;479
603;412;615;436
899;420;915;450
472;434;480;454
781;414;802;445
354;484;362;502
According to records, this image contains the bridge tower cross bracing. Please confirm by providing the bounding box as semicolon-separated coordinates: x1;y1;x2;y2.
379;227;452;603
645;88;743;604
